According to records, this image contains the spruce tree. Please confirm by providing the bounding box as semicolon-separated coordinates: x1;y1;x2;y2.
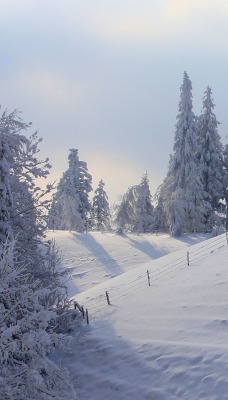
48;148;92;232
197;86;225;228
91;179;110;231
133;173;154;232
158;72;206;235
223;143;228;207
115;174;154;233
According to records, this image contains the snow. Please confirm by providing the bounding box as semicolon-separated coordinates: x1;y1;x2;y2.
47;230;228;399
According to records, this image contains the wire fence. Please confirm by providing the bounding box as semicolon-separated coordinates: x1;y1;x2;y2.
75;232;228;317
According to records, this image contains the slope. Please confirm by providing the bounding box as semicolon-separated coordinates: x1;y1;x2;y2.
46;230;208;296
50;231;228;399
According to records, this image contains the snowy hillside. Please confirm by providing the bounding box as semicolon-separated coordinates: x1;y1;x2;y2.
46;230;208;296
48;231;228;400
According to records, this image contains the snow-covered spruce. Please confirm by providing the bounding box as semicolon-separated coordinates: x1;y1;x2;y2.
156;72;208;235
48;148;93;232
223;143;228;206
91;179;111;231
115;173;154;233
197;86;225;229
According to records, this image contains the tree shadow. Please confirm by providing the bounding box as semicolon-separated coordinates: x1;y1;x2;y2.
126;236;167;260
173;233;208;246
72;233;123;275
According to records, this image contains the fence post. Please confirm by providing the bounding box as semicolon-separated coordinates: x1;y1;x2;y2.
81;306;85;319
187;251;190;266
86;308;89;325
147;270;151;286
106;291;111;305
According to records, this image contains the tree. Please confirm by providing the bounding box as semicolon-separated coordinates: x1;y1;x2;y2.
197;86;225;228
223;143;228;206
157;72;207;235
48;148;92;232
133;173;154;232
0;110;67;293
0;240;76;400
0;110;27;248
0;108;78;399
91;179;110;231
115;174;154;233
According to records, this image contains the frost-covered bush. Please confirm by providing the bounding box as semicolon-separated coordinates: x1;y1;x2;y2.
0;241;77;400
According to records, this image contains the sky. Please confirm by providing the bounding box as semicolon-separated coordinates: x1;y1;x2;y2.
1;0;228;203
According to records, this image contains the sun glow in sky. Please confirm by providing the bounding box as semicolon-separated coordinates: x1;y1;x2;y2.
1;0;228;202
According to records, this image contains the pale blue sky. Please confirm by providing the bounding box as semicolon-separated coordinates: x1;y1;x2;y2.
1;0;228;202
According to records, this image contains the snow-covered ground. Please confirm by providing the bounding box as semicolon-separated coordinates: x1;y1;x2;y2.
47;230;228;400
46;230;208;296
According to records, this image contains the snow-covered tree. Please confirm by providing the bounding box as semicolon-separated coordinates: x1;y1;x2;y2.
115;174;154;233
0;110;66;291
197;86;225;228
223;143;228;206
133;173;154;232
91;179;110;231
0;110;27;247
157;72;207;235
48;148;92;232
0;108;79;399
0;240;76;400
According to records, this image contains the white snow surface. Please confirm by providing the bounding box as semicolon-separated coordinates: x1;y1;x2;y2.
46;230;228;400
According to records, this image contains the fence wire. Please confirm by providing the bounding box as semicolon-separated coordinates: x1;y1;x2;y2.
77;232;228;315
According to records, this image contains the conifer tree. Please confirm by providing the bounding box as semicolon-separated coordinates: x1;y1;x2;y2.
48;148;92;231
223;143;228;206
91;179;110;231
158;72;206;235
133;173;154;232
197;86;225;228
115;174;154;233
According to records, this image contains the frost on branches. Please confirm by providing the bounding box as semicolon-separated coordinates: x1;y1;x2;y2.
115;173;154;233
91;179;110;231
48;148;93;232
197;86;225;229
156;72;209;235
0;109;78;399
0;241;76;400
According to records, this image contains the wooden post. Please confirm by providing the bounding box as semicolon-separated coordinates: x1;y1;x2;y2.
106;290;111;305
81;306;85;319
86;308;89;325
187;251;190;266
147;270;151;286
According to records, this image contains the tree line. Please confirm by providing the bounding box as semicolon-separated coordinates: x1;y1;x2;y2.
48;72;228;236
